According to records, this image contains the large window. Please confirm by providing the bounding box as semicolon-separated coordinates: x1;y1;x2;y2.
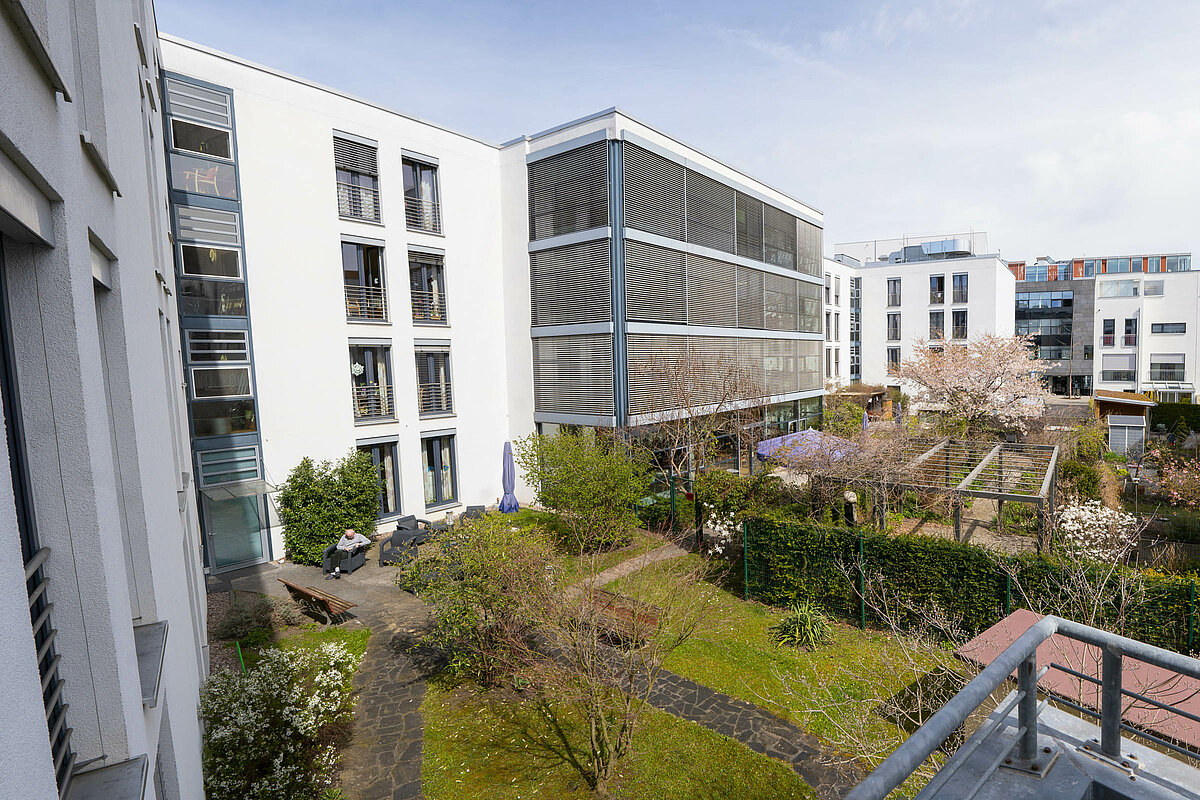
190;365;252;399
192;399;257;437
1151;322;1187;334
1016;290;1072;309
1124;318;1138;346
1083;260;1098;277
952;309;968;340
1164;255;1191;272
929;311;944;340
171;118;231;159
422;433;458;508
358;440;400;518
887;312;901;341
887;278;901;307
343;241;387;321
415;349;453;416
410;252;448;324
1017;318;1072;336
952;273;968;303
1026;262;1048;281
1150;355;1185;382
1099;280;1139;298
349;344;393;421
1101;319;1115;347
1107;257;1131;274
334;136;380;222
1144;280;1164;297
929;275;945;304
403;157;442;233
886;347;901;375
179;279;246;316
180;244;240;278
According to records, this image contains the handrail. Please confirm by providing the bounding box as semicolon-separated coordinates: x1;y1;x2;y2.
846;615;1200;800
344;284;388;321
337;181;380;222
404;196;441;233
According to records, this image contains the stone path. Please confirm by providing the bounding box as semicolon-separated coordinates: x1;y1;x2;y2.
564;541;687;599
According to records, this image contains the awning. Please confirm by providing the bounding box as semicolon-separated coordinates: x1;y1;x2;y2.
1145;382;1195;391
199;478;276;500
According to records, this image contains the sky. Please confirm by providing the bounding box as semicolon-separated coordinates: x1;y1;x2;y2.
154;0;1200;261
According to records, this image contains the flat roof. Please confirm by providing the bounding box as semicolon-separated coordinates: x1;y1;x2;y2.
1095;389;1156;407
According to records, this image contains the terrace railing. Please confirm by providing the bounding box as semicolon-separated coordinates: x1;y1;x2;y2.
405;196;442;233
352;382;393;421
344;285;387;322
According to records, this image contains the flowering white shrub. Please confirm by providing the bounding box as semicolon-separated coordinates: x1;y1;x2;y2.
1057;501;1139;562
200;642;362;800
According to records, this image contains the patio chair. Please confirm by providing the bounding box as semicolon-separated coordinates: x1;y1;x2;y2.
457;505;487;525
378;516;432;566
322;540;368;575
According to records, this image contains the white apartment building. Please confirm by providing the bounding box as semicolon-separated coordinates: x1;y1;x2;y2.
835;234;1015;387
1094;270;1200;402
2;3;207;799
822;257;854;387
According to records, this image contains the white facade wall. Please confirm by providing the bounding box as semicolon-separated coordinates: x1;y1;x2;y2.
822;257;854;387
1;4;206;798
160;38;535;552
1095;272;1200;397
856;254;1015;387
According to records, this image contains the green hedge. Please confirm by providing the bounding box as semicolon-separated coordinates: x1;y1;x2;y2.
744;516;1200;654
1151;402;1200;434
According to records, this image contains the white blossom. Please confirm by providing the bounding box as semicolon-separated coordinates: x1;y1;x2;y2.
1057;501;1139;562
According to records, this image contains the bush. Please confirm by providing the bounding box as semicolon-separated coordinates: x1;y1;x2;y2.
1102;451;1127;464
1151;402;1200;435
278;450;382;566
1071;420;1108;464
212;594;303;641
636;493;695;536
1058;459;1100;500
769;601;831;649
200;642;362;800
821;400;866;440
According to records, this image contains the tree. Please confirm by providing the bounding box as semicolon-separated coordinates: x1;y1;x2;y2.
1056;501;1139;562
512;430;652;552
1150;446;1200;509
899;334;1051;435
822;398;867;440
277;450;382;565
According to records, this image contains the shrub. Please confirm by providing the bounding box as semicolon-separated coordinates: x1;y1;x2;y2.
212;594;303;641
1058;459;1100;500
1102;451;1127;464
278;450;382;566
769;601;831;649
821;400;866;440
200;642;362;800
1070;420;1108;464
1151;402;1200;435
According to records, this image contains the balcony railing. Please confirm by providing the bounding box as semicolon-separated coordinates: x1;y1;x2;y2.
1100;370;1136;382
352;382;394;421
1102;334;1115;346
952;326;968;340
1124;334;1138;346
411;289;449;324
887;293;901;307
1150;368;1185;381
344;285;388;322
405;196;442;233
953;289;968;303
930;291;944;304
418;382;453;416
337;182;380;222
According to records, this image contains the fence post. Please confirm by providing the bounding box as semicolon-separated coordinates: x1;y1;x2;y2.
1189;579;1196;654
1005;573;1012;617
742;520;750;602
668;473;677;536
858;529;866;630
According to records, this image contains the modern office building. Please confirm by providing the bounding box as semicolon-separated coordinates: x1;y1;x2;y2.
1;3;207;799
834;234;1016;387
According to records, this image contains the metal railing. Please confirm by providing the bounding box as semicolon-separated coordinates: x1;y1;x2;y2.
887;293;901;307
846;615;1200;800
1102;334;1115;346
405;196;442;233
953;289;969;303
1124;334;1138;346
344;285;387;322
351;382;394;420
410;289;448;323
952;326;968;340
418;382;453;415
930;291;944;304
1150;369;1186;381
337;182;380;222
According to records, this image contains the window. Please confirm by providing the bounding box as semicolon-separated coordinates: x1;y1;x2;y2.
1108;257;1131;273
762;205;796;268
1124;318;1137;346
530;142;609;240
1100;370;1136;382
1144;280;1164;297
952;309;968;339
1165;255;1191;272
929;311;944;340
952;273;968;303
192;399;257;437
1101;319;1115;347
886;347;901;375
422;433;458;508
1015;291;1072;310
825;348;832;377
834;276;841;305
1038;346;1069;359
334;136;380;222
415;350;453;416
186;329;249;362
1026;262;1048;281
735;192;764;260
1083;259;1098;277
403;157;442;233
197;447;260;487
1083;345;1093;360
825;312;831;341
1158;391;1193;403
887;278;901;307
180;244;240;278
343;241;387;321
1151;322;1187;334
410;252;448;324
887;313;901;341
179;279;246;316
824;273;832;304
1099;280;1138;297
834;313;840;340
350;344;393;421
190;365;252;399
171;118;231;159
929;275;945;303
834;348;840;378
1101;354;1136;383
1017;318;1072;336
1148;256;1161;273
358;440;400;518
1150;355;1185;381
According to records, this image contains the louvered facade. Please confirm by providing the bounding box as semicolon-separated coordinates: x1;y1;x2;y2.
530;239;612;326
528;140;609;240
532;335;615;416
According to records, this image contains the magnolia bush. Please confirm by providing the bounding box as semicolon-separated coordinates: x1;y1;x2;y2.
1057;501;1139;562
1152;448;1200;509
200;642;362;800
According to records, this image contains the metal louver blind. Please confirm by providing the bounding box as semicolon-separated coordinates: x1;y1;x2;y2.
528;141;609;240
165;77;231;127
623;144;684;240
685;253;736;327
763;272;800;331
797;219;823;277
684;169;735;253
735;192;764;260
1102;354;1136;370
763;204;797;269
626;334;686;415
625;240;686;323
532;334;614;415
736;267;765;329
530;239;611;326
798;281;822;333
334;137;378;176
177;206;240;245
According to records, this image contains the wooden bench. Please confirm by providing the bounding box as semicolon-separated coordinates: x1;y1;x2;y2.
591;589;661;644
278;578;357;626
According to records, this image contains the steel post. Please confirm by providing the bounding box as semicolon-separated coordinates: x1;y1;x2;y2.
1017;653;1039;760
1101;646;1123;758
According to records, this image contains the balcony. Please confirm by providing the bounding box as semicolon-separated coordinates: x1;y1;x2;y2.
1124;334;1138;346
352;382;394;421
1102;334;1115;347
930;290;944;304
418;382;453;416
1150;368;1186;381
337;182;380;222
405;196;442;233
411;289;449;324
344;285;388;322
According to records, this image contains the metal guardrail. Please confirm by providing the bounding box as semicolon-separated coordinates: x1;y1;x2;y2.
846;615;1200;800
1125;335;1138;346
351;382;393;420
337;182;380;222
410;289;448;323
1102;334;1115;347
344;285;387;321
418;382;452;415
405;196;441;233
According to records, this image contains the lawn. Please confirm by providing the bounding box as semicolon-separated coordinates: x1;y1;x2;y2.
510;508;664;585
422;681;816;800
239;622;371;670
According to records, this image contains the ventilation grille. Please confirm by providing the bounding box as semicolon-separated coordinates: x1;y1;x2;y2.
684;169;736;254
530;239;611;326
528;141;609;240
623;144;685;240
334;136;378;176
532;334;614;415
165;77;231;127
176;206;240;245
625;240;686;323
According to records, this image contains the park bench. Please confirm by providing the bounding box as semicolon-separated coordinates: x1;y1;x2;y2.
278;578;357;626
591;589;661;644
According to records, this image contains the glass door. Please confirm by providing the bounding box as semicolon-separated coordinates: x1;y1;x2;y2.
202;493;267;569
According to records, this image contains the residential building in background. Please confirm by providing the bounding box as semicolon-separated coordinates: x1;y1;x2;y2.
1;3;207;798
1012;257;1096;396
822;256;855;387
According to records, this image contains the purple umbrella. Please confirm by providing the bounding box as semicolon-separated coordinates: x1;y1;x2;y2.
499;441;519;513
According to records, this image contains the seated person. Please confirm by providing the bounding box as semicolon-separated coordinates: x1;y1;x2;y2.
326;528;370;579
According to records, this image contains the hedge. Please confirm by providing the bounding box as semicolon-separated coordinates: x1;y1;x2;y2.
1150;402;1200;434
744;516;1200;655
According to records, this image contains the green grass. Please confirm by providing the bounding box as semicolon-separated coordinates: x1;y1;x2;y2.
422;682;815;800
509;508;663;585
240;624;371;669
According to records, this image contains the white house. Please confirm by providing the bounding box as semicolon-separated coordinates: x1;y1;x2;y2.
822;257;855;387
